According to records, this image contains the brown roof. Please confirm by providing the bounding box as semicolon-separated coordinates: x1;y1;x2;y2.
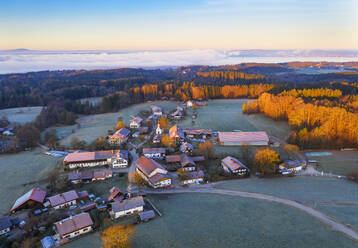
11;187;46;212
130;117;143;124
108;186;125;201
183;129;212;135
222;156;248;171
166;154;203;167
148;173;171;185
78;191;89;199
143;147;166;154
64;150;120;163
111;196;144;213
136;156;166;177
55;213;93;236
218;132;269;143
93;170;113;180
185;170;204;180
48;190;79;207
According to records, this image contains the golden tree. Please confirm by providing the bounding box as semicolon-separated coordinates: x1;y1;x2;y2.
158;117;169;130
283;144;300;159
161;134;175;147
115;121;125;131
101;224;136;248
198;140;215;159
254;148;280;176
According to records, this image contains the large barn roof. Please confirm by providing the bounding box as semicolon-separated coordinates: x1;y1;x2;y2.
218;131;269;143
55;213;93;236
11;187;46;212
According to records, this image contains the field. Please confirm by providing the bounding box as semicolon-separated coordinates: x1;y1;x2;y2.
215;176;358;230
0;148;62;214
65;193;357;248
0;106;43;124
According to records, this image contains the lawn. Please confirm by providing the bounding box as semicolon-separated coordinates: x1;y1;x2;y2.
215;176;358;230
65;193;357;248
0;106;43;124
0;148;62;214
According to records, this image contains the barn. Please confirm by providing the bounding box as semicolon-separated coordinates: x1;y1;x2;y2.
218;131;269;146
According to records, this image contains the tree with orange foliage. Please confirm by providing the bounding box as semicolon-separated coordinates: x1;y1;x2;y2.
198;140;215;159
254;148;280;176
283;144;300;159
101;224;136;248
115;121;125;131
158;117;170;130
161;134;176;147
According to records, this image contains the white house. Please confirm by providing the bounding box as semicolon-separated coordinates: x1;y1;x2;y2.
109;150;129;168
136;156;171;188
110;196;145;219
151;105;163;116
182;170;204;185
221;156;249;176
155;123;163;135
129;117;143;129
54;213;93;240
143;148;166;159
48;190;79;210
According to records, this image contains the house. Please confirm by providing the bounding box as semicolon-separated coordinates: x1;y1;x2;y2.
171;109;183;120
48;190;79;210
143;148;166;159
0;216;12;236
151;105;163;116
182;170;204;185
109;196;145;219
180;142;193;154
279;160;307;174
218;131;269;146
183;129;212;139
186;100;194;107
129;117;143;129
166;154;204;171
108;186;126;202
153;134;162;144
136;156;171;188
169;125;185;143
155;123;163;135
221;156;249;176
10;187;46;213
108;128;131;145
92;170;113;181
139;126;149;134
64;150;128;169
138;210;156;222
54;213;93;240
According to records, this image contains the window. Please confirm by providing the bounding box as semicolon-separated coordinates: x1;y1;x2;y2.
83;228;88;232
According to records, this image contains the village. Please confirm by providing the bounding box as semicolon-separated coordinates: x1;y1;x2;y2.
0;100;312;247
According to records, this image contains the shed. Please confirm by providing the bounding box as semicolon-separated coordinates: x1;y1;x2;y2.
138;210;156;222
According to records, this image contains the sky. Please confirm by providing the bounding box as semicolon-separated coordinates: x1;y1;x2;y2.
1;0;358;50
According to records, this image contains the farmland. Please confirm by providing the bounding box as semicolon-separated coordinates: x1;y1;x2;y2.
0;106;43;124
65;193;357;248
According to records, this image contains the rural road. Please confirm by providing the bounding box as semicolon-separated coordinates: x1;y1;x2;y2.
144;186;358;243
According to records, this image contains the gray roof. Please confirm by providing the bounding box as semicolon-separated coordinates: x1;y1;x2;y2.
41;236;56;248
139;210;155;221
0;216;12;230
111;196;144;213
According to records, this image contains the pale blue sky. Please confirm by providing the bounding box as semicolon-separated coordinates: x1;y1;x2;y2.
0;0;357;49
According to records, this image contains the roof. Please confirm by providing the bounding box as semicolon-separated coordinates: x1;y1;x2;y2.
93;170;113;180
183;129;212;135
169;125;184;139
55;213;93;236
41;236;56;248
139;210;155;221
218;131;269;143
185;170;204;180
108;186;125;201
48;190;79;207
165;155;181;163
64;150;127;163
111;196;144;213
180;142;193;151
148;173;171;184
78;191;89;199
222;156;249;171
110;128;131;140
143;148;166;154
180;155;195;167
0;216;12;230
136;156;166;177
68;172;81;181
130;117;143;124
166;154;203;167
11;187;46;212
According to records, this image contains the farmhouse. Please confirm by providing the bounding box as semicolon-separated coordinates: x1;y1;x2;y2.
169;125;185;143
151;105;163;116
143;147;166;159
180;142;194;154
0;216;12;236
48;190;80;210
136;156;171;188
10;187;46;213
221;156;249;176
63;150;128;169
183;129;212;139
130;117;143;128
108;128;131;145
109;196;145;219
166;154;205;171
218;131;269;146
279;160;307;174
182;170;205;185
68;169;113;184
54;213;93;240
108;186;126;202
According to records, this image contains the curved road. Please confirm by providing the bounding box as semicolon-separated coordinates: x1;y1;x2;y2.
144;186;358;243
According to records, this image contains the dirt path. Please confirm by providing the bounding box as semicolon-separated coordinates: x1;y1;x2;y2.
144;186;358;243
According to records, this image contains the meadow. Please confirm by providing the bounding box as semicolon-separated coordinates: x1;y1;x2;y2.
0;106;43;124
65;193;357;248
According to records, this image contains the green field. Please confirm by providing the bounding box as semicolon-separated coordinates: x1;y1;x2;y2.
0;106;43;124
0;148;62;214
65;193;357;248
215;176;358;230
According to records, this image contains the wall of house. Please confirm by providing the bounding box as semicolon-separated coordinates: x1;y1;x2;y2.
53;200;77;210
0;227;10;235
61;226;93;239
183;178;203;185
144;153;164;159
67;160;108;169
112;158;128;168
112;206;144;219
153;179;171;188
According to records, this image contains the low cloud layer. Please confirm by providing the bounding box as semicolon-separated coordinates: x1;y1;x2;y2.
0;49;357;74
